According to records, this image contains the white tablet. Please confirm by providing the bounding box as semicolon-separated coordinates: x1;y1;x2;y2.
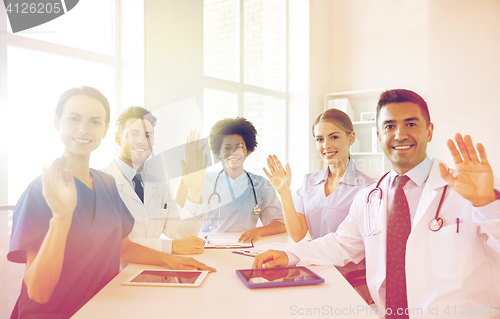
122;269;209;287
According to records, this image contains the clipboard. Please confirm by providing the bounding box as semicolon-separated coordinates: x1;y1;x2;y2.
203;235;254;249
231;242;291;257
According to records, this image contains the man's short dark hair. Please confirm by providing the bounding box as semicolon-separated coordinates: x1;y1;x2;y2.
116;106;157;135
56;86;111;124
209;117;258;156
376;89;431;128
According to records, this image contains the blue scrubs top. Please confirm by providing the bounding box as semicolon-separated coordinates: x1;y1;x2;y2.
8;169;134;319
200;170;284;232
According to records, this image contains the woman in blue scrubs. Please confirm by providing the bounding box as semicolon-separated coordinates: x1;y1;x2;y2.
8;87;214;319
264;108;375;242
199;117;285;242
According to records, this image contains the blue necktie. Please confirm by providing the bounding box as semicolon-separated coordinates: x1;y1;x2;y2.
386;175;410;318
133;173;144;203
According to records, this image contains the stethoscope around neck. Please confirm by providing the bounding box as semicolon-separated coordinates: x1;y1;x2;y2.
364;171;449;236
207;169;261;229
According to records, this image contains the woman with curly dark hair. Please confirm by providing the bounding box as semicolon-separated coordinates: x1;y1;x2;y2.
198;117;285;242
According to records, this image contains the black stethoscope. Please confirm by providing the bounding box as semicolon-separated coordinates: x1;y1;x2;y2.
365;171;448;236
207;169;261;229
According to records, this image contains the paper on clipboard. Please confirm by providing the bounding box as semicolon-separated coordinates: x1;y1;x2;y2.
203;235;254;249
232;242;292;257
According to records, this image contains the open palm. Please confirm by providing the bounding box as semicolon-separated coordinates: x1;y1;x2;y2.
42;156;77;218
439;134;496;207
181;130;208;191
263;155;292;195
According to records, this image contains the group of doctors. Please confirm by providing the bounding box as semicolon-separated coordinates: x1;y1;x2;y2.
7;86;500;318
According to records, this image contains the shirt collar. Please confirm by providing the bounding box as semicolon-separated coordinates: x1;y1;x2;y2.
312;158;360;186
115;157;142;182
389;156;432;188
312;167;329;186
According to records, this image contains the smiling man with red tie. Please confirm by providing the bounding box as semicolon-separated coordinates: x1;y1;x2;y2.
253;89;500;318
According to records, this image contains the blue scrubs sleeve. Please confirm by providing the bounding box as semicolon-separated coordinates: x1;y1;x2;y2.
8;177;51;264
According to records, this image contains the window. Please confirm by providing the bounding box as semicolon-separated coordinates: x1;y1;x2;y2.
1;0;120;205
203;0;288;173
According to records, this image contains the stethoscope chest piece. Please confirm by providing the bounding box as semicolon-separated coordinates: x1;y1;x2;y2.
208;169;260;228
253;205;261;215
429;217;443;231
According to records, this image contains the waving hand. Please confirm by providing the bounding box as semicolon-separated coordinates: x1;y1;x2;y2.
263;155;292;195
42;156;77;219
439;134;497;207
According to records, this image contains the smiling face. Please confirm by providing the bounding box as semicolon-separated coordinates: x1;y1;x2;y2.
219;134;248;173
54;95;108;159
116;118;155;170
377;102;434;174
313;121;354;167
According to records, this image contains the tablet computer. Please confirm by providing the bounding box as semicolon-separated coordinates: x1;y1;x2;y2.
122;269;209;287
236;266;325;288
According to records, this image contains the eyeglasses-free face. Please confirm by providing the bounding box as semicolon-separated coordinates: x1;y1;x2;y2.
54;94;108;160
377;102;434;175
116;118;155;170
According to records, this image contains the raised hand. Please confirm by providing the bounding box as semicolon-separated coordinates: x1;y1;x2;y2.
181;130;208;203
263;155;292;195
439;134;497;207
42;156;77;220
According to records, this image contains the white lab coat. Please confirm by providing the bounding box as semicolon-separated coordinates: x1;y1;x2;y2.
104;161;205;252
287;159;500;318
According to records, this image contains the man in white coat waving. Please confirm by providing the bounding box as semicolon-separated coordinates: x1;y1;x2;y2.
253;89;500;318
105;107;207;255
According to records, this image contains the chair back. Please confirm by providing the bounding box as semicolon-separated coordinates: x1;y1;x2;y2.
0;206;24;319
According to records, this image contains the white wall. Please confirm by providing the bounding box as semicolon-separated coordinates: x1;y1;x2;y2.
309;0;333;173
325;0;500;175
426;0;500;174
286;0;312;191
143;0;205;190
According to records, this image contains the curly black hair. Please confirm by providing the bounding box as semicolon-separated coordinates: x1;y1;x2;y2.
209;117;258;156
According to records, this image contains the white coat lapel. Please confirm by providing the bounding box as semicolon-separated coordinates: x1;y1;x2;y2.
143;181;158;206
378;175;390;252
371;174;390;295
412;159;448;229
107;161;143;205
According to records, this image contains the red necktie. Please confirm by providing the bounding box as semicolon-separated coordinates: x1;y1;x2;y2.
386;175;410;318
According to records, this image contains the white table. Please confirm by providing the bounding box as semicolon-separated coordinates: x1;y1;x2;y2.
73;233;378;319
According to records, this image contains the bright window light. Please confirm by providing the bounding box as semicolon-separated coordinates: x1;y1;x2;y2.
243;93;285;173
7;47;115;205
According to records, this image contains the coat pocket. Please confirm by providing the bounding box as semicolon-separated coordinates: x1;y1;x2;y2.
429;222;474;278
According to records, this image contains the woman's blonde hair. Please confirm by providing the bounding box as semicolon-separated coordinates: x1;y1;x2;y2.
312;108;354;136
